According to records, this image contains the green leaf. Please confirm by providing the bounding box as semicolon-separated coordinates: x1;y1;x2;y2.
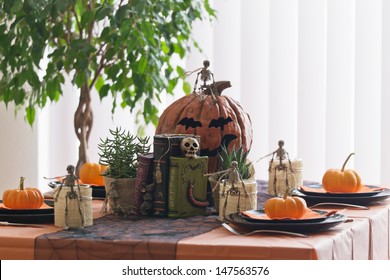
95;6;112;21
54;0;69;13
95;76;105;92
183;81;191;94
25;105;35;126
81;11;95;28
74;72;86;87
99;84;110;100
27;69;40;89
137;56;148;73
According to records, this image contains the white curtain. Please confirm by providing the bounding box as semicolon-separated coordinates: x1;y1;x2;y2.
1;0;389;196
187;0;390;185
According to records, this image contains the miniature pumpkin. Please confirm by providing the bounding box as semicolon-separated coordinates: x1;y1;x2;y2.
79;162;108;186
2;177;44;209
264;191;307;219
322;153;362;193
156;81;253;173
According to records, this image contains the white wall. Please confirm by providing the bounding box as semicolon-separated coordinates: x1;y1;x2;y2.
0;103;39;195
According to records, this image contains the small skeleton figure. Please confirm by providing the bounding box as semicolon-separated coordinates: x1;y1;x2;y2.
204;161;250;219
54;165;84;228
180;137;200;159
268;140;295;195
193;60;215;93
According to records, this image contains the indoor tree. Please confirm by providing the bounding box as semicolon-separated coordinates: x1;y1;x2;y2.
0;0;215;173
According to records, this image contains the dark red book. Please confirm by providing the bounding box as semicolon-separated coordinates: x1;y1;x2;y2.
132;152;154;215
153;134;200;217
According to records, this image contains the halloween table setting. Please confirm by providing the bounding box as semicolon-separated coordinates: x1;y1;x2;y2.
1;62;390;260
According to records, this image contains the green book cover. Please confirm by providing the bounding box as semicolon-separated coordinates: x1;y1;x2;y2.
168;156;209;218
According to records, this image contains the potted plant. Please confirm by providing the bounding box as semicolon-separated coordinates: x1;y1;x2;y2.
209;145;256;218
98;127;150;216
0;1;216;174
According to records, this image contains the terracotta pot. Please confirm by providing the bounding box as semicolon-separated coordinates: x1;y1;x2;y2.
103;177;137;217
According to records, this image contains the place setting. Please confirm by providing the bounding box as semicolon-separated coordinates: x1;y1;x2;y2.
221;152;390;238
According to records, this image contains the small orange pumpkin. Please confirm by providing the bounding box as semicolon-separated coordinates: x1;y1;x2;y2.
79;162;108;186
264;191;307;219
322;153;362;193
2;177;44;209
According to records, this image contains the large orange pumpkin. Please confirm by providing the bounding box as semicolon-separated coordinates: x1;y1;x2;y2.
2;177;44;209
79;162;108;186
264;192;307;219
156;81;253;173
322;153;362;193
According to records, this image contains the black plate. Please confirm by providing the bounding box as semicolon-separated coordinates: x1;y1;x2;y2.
48;181;106;198
226;211;347;234
293;188;390;206
239;209;328;224
0;200;54;224
300;184;385;197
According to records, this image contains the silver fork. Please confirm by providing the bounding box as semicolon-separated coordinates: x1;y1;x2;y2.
309;202;369;210
221;223;309;238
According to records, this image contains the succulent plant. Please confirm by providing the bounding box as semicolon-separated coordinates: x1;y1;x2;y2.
98;127;150;179
218;145;252;180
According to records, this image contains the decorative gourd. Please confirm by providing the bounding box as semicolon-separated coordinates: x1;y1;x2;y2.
322;153;362;193
2;177;44;209
79;162;108;186
264;191;307;219
156;81;253;173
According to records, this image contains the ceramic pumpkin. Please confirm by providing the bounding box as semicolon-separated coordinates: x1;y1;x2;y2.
79;162;108;186
156;81;253;173
264;191;307;219
2;177;44;209
322;153;362;193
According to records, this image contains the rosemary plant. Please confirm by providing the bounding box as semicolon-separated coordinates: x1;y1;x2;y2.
218;145;251;180
98;127;150;179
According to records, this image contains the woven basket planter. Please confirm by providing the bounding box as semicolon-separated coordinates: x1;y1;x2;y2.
103;177;137;217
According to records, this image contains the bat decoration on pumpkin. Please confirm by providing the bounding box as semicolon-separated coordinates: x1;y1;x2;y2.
177;117;202;129
208;117;233;131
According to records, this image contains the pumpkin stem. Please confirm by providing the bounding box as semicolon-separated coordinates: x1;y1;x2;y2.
203;81;231;96
341;153;355;172
19;177;25;191
283;188;289;199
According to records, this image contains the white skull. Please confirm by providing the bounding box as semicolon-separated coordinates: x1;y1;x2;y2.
180;137;200;159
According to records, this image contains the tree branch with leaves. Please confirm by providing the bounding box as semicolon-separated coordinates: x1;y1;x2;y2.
0;0;215;174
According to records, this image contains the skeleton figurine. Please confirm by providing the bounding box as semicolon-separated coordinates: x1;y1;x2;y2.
193;60;215;93
204;161;250;219
180;137;200;159
269;140;296;195
54;165;84;228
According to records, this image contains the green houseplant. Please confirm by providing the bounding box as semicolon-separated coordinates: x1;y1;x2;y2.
98;127;150;216
0;0;216;174
209;145;256;216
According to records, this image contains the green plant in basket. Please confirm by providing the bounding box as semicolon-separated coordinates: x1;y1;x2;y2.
98;127;150;179
218;145;253;180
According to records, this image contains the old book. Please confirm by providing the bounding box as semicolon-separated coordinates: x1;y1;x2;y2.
168;156;209;218
153;134;200;217
132;152;154;215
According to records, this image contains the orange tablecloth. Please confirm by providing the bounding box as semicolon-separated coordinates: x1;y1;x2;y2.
0;200;104;260
1;199;390;260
